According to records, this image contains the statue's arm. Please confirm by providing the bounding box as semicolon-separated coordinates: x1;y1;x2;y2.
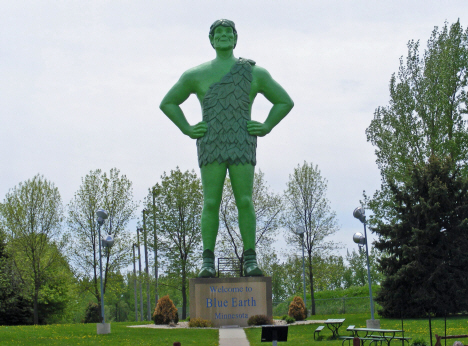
159;72;207;139
247;67;294;137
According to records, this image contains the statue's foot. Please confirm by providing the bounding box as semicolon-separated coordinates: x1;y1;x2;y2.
243;248;263;277
198;249;216;278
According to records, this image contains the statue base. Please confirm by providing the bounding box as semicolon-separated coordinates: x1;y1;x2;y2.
189;276;272;327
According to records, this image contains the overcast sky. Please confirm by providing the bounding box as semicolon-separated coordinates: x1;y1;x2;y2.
1;1;467;259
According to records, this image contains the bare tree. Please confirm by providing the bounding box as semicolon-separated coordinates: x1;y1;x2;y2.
66;168;137;309
283;162;340;315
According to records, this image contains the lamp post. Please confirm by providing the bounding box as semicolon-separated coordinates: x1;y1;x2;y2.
353;206;378;327
132;243;138;322
152;187;159;307
136;227;144;321
295;226;307;313
143;209;151;321
96;208;112;334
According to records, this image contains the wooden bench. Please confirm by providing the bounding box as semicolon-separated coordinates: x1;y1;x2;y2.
435;334;468;346
314;326;324;340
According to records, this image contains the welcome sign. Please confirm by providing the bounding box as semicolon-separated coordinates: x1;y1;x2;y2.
189;277;272;327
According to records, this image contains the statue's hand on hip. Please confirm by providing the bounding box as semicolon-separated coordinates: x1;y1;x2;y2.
186;121;208;139
247;120;271;137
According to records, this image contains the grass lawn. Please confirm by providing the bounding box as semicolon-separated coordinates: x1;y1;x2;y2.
245;313;468;346
1;313;467;346
0;321;219;346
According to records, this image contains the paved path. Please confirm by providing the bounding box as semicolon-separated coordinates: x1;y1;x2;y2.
219;328;250;346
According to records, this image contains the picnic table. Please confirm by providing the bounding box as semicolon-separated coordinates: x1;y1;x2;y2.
325;319;346;338
347;327;410;346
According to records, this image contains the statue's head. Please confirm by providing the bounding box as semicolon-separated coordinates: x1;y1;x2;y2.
209;19;237;49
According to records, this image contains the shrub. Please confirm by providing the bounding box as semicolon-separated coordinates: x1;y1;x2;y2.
281;315;288;320
247;314;273;326
412;338;429;346
83;302;100;323
153;313;165;324
285;316;296;324
152;295;178;325
288;296;306;321
189;317;212;327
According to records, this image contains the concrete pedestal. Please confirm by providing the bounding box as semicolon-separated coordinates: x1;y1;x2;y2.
189;277;272;327
97;322;111;334
366;319;380;329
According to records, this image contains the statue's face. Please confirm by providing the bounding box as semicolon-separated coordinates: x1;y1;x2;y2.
209;25;237;50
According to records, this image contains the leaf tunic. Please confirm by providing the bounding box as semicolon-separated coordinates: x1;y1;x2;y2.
197;58;257;167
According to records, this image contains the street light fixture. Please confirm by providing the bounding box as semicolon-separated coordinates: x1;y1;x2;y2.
101;234;114;248
353;206;375;321
295;226;307;314
96;208;111;334
353;232;366;248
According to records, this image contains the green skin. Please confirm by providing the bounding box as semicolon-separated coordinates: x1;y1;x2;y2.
160;25;294;254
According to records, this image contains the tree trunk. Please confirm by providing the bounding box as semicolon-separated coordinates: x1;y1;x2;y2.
33;287;39;324
240;255;244;277
93;239;99;303
104;251;111;295
181;263;187;320
308;255;315;315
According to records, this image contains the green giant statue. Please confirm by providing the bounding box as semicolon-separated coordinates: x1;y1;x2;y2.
160;19;294;278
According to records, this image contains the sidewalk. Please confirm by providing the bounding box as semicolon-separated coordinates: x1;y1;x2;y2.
219;328;250;346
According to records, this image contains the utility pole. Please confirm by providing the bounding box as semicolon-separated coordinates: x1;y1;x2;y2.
143;209;151;321
136;227;144;321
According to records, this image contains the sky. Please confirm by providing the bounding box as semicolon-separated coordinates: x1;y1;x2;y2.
1;1;467;261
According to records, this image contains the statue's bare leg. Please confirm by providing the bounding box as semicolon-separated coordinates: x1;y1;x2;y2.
228;163;255;249
229;163;263;276
198;161;228;277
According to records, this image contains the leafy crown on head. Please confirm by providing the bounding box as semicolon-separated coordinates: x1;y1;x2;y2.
209;19;237;48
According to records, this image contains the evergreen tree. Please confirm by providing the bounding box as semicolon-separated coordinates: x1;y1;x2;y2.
366;20;468;317
374;157;468;317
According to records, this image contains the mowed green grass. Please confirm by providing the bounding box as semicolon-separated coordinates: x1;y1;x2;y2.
1;314;467;346
245;313;468;346
0;321;219;346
